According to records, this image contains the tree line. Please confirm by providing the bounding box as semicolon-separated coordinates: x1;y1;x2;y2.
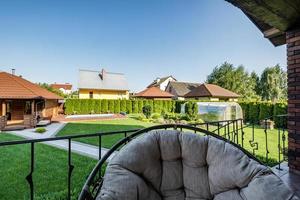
206;62;287;102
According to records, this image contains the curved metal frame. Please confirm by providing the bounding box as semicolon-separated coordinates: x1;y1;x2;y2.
78;124;263;200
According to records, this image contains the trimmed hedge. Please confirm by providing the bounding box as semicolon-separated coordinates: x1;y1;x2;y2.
259;102;273;121
64;99;182;115
240;101;287;127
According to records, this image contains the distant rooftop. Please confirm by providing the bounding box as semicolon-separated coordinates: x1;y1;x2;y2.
135;87;174;98
147;75;176;88
185;83;240;98
78;69;129;91
167;81;201;97
51;83;72;90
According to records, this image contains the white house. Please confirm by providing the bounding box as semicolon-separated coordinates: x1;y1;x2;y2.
147;76;177;91
51;83;72;95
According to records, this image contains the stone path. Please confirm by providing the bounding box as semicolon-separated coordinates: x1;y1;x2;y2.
7;122;115;161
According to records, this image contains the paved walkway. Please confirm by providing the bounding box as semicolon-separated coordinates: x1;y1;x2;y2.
8;122;115;161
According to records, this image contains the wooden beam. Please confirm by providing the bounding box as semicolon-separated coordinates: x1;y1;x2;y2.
31;100;35;115
263;27;282;38
2;101;6;116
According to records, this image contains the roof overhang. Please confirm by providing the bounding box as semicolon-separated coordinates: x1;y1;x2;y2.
226;0;300;46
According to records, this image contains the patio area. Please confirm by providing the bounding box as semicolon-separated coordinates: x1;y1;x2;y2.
272;162;300;197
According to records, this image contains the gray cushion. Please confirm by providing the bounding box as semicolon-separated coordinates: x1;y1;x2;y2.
97;130;298;200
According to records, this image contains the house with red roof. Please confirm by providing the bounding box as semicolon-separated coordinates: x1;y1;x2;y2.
0;71;63;130
185;83;240;101
51;83;73;95
134;87;174;100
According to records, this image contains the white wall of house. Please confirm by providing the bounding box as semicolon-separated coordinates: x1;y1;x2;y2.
159;77;176;91
59;88;72;95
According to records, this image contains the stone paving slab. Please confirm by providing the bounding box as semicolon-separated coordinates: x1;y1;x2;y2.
7;122;115;161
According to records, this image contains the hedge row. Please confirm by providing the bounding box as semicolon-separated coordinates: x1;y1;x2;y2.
64;99;185;115
239;101;287;126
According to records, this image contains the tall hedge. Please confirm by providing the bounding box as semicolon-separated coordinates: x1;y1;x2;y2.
94;100;101;114
101;99;108;113
114;100;120;113
273;102;287;128
138;100;143;113
240;101;287;127
126;100;132;114
64;99;75;115
239;102;249;122
259;102;273;121
248;102;260;123
108;100;114;113
120;100;126;112
132;100;139;113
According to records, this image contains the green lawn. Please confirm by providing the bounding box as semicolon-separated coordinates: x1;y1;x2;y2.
0;119;287;199
242;125;287;165
203;123;286;165
0;133;97;200
57;118;285;165
56;118;155;148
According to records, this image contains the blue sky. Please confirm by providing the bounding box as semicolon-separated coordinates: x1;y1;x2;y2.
0;0;286;92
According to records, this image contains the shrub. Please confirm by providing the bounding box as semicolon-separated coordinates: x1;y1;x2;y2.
120;100;126;112
142;105;152;119
80;99;89;114
133;100;139;113
138;100;144;113
64;99;74;115
89;99;96;114
35;127;47;133
175;101;186;113
73;99;81;114
114;100;120;113
94;100;101;114
126;100;132;114
108;100;114;113
185;102;198;120
101;99;108;113
151;113;161;119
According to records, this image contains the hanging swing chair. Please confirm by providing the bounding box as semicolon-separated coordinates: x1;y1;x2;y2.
79;124;298;200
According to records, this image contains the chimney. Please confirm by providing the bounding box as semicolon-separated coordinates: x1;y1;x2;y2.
11;69;15;75
99;68;106;80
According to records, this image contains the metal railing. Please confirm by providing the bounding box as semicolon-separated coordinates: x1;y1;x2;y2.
0;129;139;200
0;115;288;199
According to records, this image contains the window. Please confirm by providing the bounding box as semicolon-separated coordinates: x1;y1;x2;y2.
89;92;93;99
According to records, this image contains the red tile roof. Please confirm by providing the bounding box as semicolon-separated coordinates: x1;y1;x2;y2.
135;87;174;98
0;72;63;100
185;83;240;98
51;83;72;90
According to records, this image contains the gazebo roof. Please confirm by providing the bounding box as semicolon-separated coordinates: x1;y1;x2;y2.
226;0;300;46
0;72;63;100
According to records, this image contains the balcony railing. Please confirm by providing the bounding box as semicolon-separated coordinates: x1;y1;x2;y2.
0;115;288;200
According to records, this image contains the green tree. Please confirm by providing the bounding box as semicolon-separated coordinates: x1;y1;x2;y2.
260;65;287;102
38;83;66;98
206;62;257;99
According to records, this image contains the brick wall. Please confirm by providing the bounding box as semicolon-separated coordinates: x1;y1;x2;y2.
24;114;37;128
287;28;300;173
